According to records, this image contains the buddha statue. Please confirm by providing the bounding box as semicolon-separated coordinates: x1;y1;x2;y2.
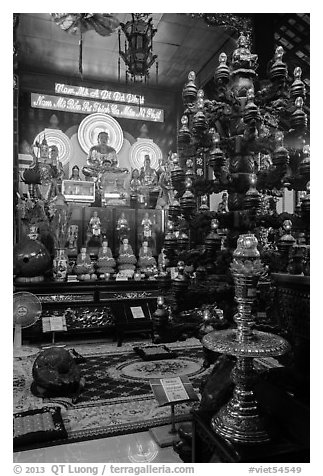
82;131;118;180
117;238;137;278
96;240;116;278
74;247;95;280
138;240;157;274
129;168;142;193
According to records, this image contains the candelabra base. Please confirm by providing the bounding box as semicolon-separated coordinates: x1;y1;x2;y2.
211;397;270;444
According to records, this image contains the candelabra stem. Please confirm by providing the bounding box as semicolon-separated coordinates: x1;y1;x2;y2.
211;357;270;444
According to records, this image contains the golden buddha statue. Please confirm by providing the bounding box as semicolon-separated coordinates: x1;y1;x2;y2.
82;131;119;180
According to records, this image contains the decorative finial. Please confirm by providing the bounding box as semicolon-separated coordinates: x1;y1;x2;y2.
291;96;307;131
219;52;227;65
295;97;304;109
294;67;302;80
215;52;230;83
269;46;287;82
181;115;188;126
274;46;284;62
182;71;198;105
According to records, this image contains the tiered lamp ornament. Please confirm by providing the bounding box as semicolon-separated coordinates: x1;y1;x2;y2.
208;129;226;177
192;90;208;137
163;220;178;266
269;46;287;84
290;67;306;101
277;219;296;272
177;115;192;150
299;145;310;182
205;219;222;258
272;131;289;179
182;71;198;107
180;177;196;218
244;173;262;220
172;261;189;296
170;153;185;191
203;234;289;444
152;296;169;335
168;191;181;222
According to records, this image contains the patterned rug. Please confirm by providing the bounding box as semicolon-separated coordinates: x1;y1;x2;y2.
14;338;210;449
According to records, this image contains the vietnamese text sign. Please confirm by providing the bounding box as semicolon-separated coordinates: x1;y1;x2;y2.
130;306;146;319
150;375;199;406
161;377;189;402
55;83;145;105
31;93;164;122
42;316;67;333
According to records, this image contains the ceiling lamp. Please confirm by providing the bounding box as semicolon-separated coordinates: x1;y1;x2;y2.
118;13;158;84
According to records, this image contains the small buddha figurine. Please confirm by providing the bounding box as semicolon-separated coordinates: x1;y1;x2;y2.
88;211;101;237
74;247;95;280
117;238;137;277
139;155;158;188
116;212;130;241
82;131;118;180
138;241;157;271
97;240;116;277
129;168;142;193
118;238;136;259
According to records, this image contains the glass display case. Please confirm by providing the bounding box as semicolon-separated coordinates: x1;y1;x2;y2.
62;180;95;204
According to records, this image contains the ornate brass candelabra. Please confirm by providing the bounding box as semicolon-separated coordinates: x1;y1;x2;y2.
202;234;289;444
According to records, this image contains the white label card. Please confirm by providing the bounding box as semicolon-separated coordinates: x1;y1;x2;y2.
161;377;189;402
130;306;146;319
42;316;67;333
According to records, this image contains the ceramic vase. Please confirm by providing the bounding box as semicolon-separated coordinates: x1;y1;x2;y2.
53;248;68;282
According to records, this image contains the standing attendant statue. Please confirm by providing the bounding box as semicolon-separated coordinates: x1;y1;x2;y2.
116;212;130;242
139;155;158;188
88;211;101;237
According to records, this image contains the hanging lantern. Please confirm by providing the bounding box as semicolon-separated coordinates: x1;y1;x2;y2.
119;14;158;83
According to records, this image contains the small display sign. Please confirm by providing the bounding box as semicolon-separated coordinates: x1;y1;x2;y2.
130;306;146;319
42;316;67;333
